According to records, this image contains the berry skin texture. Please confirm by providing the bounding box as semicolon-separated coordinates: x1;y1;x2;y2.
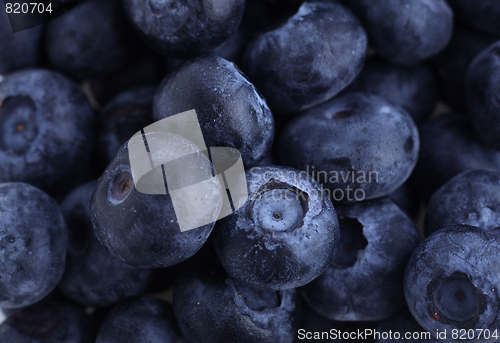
302;198;422;321
0;183;67;308
465;40;500;151
59;181;154;307
122;0;245;59
153;55;275;167
346;0;453;66
279;92;419;203
213;165;340;290
242;2;367;114
426;170;500;237
404;225;500;343
0;69;94;195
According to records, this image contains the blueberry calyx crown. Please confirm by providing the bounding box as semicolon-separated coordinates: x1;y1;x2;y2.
250;179;308;233
427;271;487;328
108;168;134;205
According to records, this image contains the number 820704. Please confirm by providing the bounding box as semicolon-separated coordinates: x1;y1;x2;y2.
451;329;499;340
5;2;53;14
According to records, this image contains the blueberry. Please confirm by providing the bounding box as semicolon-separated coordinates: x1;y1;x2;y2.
59;181;154;307
301;198;422;321
279;92;419;203
96;296;186;343
213;165;340;290
173;261;299;343
153;55;275;167
404;225;500;342
0;4;42;74
97;86;156;167
431;25;500;111
345;56;438;125
0;301;97;343
242;2;367;114
346;0;453;66
0;183;67;308
0;69;94;195
447;0;500;35
45;0;138;80
426;170;500;237
91;132;222;268
122;0;245;59
465;40;500;151
411;114;500;201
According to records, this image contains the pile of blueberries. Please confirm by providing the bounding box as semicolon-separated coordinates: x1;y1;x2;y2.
1;0;500;342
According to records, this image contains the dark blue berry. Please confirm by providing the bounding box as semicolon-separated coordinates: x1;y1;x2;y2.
123;0;245;59
0;69;94;195
242;2;367;114
91;133;221;268
346;0;453;66
279;92;419;203
404;225;500;342
153;55;275;167
0;183;67;308
214;165;340;290
45;0;138;80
